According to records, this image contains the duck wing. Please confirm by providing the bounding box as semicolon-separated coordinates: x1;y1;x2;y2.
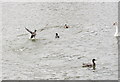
25;27;32;34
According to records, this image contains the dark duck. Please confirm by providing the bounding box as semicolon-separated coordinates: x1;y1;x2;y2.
82;59;96;70
55;33;60;38
64;24;69;28
25;27;37;39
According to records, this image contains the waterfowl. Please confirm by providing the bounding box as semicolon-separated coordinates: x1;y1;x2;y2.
25;27;37;39
55;33;60;38
82;59;96;70
64;24;69;28
113;22;119;37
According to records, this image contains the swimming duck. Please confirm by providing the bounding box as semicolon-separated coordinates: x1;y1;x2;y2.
25;27;37;39
82;59;96;70
55;33;60;38
64;24;69;28
113;22;119;37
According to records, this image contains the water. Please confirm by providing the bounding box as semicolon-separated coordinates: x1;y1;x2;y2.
2;2;118;80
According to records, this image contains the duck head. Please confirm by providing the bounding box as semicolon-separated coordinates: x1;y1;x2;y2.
92;59;96;63
56;33;58;36
34;30;37;32
65;24;67;26
113;22;117;26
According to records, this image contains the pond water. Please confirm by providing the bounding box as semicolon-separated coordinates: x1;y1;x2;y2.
2;2;118;80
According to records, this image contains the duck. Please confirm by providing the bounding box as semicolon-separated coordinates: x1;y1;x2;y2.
113;22;119;37
25;27;37;39
64;24;69;28
82;59;96;70
55;33;60;38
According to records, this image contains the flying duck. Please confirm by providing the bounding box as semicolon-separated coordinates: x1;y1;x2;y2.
82;59;96;70
25;27;37;39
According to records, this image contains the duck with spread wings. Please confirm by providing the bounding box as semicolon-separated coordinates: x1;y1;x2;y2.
25;27;37;39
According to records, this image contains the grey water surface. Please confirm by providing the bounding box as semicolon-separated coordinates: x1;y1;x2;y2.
2;2;118;80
